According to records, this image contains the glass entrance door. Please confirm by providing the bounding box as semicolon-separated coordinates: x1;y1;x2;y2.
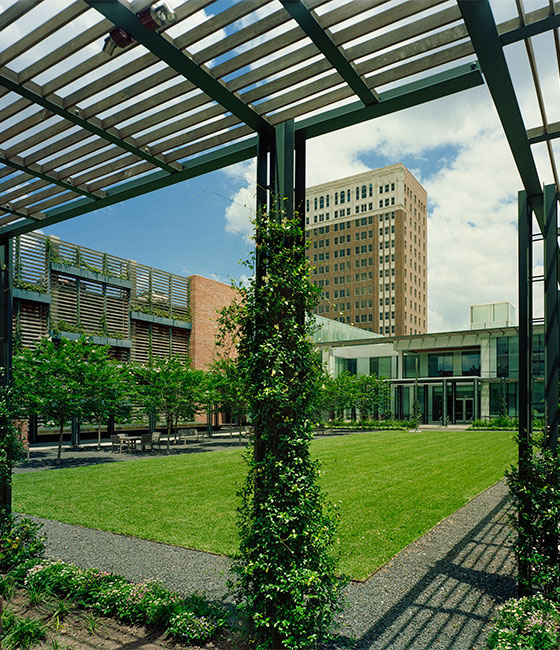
455;397;474;423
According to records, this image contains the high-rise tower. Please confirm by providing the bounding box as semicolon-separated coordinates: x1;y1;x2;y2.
305;164;427;336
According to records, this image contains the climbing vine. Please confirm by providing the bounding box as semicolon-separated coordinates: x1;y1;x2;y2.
226;210;343;649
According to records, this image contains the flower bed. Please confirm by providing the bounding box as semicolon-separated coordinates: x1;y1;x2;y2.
25;560;225;645
486;595;560;649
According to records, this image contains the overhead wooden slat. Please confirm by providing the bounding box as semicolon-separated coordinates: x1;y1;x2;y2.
0;0;44;32
0;26;477;214
0;1;85;68
0;0;394;178
7;15;472;202
1;0;461;203
4;35;476;216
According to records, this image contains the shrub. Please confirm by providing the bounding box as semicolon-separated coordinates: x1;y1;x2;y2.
506;447;560;600
470;416;518;430
486;594;560;649
165;610;218;644
25;560;80;595
0;516;44;582
1;609;47;650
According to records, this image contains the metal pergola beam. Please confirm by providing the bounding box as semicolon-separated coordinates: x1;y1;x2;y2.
0;138;259;243
279;0;379;106
0;206;43;223
296;62;483;139
0;150;102;202
527;121;560;145
0;73;180;175
543;183;559;452
0;62;482;243
517;189;532;594
458;1;543;217
501;12;560;46
87;0;274;137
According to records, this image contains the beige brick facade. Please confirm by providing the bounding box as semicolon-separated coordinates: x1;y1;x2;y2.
305;164;427;336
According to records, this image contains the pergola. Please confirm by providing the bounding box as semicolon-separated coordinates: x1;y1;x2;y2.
0;0;559;592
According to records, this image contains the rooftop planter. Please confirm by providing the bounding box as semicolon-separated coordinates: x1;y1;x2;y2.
13;288;52;304
49;330;132;348
50;261;132;289
130;310;191;330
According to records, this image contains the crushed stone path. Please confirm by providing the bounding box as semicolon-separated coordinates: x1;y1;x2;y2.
26;480;515;649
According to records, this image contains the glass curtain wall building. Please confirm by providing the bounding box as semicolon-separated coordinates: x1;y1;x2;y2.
315;306;542;423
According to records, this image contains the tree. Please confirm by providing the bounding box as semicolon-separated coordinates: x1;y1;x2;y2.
134;356;200;454
80;344;128;450
326;371;358;421
355;374;389;424
13;337;85;463
211;357;247;439
226;211;343;650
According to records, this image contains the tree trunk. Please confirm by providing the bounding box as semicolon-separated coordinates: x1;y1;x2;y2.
57;421;64;463
97;421;102;451
166;418;171;455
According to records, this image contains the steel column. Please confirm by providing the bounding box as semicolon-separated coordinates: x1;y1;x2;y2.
0;240;12;383
254;132;271;468
442;379;447;425
274;121;295;222
71;415;80;448
543;184;559;452
474;378;479;420
518;189;533;595
0;239;13;516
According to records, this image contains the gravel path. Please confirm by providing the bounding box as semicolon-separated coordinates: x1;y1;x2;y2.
26;479;515;650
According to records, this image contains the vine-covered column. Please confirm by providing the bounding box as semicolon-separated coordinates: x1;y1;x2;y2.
0;239;13;521
231;122;342;649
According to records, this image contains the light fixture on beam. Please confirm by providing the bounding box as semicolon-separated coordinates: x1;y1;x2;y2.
138;3;177;29
102;2;177;56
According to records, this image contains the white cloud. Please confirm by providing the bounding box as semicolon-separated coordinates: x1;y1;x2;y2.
224;160;257;240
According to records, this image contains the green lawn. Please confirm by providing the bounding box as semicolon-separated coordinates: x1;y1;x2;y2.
13;429;516;580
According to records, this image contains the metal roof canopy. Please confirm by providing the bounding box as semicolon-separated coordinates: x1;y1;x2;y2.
0;0;558;241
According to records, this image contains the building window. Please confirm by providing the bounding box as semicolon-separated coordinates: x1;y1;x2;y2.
326;195;330;207
306;199;309;212
403;355;418;378
462;351;481;376
428;353;453;377
340;191;345;204
314;197;317;210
